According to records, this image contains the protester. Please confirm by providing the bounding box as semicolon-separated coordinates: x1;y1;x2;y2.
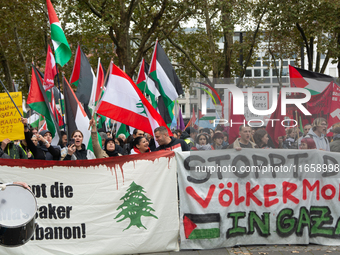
131;136;150;154
0;147;10;159
0;138;27;159
209;128;215;139
154;126;189;151
191;133;213;151
21;117;61;160
297;124;312;147
228;125;258;149
123;129;145;155
106;131;113;139
61;130;96;160
19;139;34;159
115;138;124;148
118;134;126;143
253;129;271;148
212;132;228;150
58;131;68;148
222;131;229;147
31;128;38;136
31;135;38;146
299;137;317;149
330;127;340;152
99;132;108;149
282;128;298;149
90;118;122;158
180;127;197;149
307;117;330;151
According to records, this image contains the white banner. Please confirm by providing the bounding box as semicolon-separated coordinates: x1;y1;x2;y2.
0;151;179;255
176;149;340;249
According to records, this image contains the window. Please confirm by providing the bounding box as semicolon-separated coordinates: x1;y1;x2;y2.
282;68;288;76
272;69;279;76
245;69;252;77
189;89;197;98
254;61;261;67
190;103;198;114
263;69;270;76
179;104;186;115
290;60;295;66
254;69;262;77
283;61;288;66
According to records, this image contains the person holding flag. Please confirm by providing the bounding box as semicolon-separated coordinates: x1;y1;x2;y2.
21;118;61;160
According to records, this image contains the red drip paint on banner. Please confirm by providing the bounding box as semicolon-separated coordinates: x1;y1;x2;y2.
0;151;175;189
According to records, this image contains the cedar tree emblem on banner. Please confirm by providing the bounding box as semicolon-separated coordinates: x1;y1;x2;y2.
115;182;158;230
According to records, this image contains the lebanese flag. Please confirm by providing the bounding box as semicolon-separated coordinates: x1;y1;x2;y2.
228;95;246;144
96;63;172;136
46;0;71;67
289;65;333;95
43;45;57;91
266;91;286;148
63;77;91;147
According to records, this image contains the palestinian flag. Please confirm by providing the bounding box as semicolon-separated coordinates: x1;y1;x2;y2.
149;41;183;124
96;63;172;136
289;65;334;95
116;122;131;138
69;45;96;117
183;214;220;239
38;121;47;132
46;0;71;67
136;58;159;108
43;45;57;91
27;65;60;145
28;113;42;128
63;77;91;148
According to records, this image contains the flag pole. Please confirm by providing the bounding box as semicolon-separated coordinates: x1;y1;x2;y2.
53;51;66;131
0;79;23;118
88;60;112;130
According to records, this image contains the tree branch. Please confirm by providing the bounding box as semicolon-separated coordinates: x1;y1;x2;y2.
296;23;312;70
81;0;102;18
165;34;212;86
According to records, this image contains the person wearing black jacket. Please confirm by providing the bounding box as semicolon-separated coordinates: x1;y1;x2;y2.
21;117;61;160
154;126;189;152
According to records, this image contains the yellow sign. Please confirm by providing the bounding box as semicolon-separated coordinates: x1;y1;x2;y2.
0;92;24;141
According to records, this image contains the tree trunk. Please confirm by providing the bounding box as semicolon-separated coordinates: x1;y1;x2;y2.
0;41;14;92
204;0;218;78
221;1;233;79
14;26;30;90
320;51;329;74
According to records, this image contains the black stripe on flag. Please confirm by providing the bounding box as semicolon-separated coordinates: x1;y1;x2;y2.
63;77;78;140
184;213;220;223
156;42;183;95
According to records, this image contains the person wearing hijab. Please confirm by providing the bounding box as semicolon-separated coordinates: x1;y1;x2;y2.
90;118;122;158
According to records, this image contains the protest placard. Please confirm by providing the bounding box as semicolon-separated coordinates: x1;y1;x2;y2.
0;92;24;141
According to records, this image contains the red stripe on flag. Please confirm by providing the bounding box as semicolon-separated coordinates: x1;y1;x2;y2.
97;101;153;134
46;0;60;24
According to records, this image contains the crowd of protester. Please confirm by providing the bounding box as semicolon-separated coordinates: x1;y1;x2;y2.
0;116;339;160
